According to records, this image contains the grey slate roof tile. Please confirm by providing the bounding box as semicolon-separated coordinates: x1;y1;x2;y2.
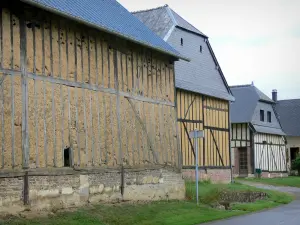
133;6;173;39
168;8;207;36
21;0;185;60
230;84;285;136
133;5;233;101
275;99;300;136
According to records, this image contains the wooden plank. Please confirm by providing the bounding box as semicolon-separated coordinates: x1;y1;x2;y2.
0;9;3;68
20;15;29;169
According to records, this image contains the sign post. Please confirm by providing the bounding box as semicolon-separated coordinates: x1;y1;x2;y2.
189;129;204;205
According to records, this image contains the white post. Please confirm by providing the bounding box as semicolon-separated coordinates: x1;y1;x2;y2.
195;137;199;205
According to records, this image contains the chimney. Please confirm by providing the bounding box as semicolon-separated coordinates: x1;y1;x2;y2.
272;89;277;102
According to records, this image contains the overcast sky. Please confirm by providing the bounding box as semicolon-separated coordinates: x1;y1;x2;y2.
119;0;300;100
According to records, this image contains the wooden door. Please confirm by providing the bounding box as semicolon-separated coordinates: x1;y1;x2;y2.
239;148;248;175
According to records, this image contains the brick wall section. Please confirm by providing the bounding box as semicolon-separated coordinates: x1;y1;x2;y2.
0;168;185;212
182;169;231;184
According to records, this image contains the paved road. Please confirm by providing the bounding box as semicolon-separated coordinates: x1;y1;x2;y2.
203;181;300;225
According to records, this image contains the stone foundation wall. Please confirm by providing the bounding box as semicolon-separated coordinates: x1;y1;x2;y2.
261;172;288;178
0;167;185;213
182;169;231;184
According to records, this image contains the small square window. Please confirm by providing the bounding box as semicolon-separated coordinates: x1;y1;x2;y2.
260;110;264;122
267;111;272;123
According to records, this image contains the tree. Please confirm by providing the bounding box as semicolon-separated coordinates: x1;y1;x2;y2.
291;155;300;176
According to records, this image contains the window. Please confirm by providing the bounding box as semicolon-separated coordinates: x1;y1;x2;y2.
180;38;183;46
260;110;264;122
200;45;202;52
64;147;71;167
267;111;272;122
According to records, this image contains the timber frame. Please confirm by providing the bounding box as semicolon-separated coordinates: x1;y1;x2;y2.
231;123;287;175
0;1;180;171
177;89;230;169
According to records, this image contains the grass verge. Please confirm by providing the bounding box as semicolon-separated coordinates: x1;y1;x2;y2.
2;182;293;225
238;176;300;188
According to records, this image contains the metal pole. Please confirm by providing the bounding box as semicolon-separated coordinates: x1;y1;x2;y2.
195;137;199;205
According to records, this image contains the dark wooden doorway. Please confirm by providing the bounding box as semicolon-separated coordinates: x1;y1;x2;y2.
290;147;299;162
239;148;248;176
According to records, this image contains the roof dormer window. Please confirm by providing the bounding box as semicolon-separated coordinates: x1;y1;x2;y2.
267;111;272;123
180;38;183;46
260;110;264;122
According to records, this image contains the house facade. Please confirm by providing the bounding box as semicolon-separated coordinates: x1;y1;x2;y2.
273;90;300;172
230;85;287;178
0;0;186;212
134;5;234;183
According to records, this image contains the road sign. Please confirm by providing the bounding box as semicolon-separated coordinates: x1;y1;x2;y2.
189;130;204;139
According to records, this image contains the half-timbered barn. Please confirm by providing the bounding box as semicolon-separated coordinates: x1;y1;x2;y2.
133;5;235;183
230;85;287;178
0;0;187;211
273;90;300;172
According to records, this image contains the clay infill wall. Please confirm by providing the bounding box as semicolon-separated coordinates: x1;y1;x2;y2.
0;2;179;170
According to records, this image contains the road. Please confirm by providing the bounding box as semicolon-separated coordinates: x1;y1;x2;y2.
203;181;300;225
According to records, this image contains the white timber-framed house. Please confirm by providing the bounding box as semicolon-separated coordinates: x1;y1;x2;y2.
230;85;287;178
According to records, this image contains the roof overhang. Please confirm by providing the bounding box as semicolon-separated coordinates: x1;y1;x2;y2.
253;124;286;136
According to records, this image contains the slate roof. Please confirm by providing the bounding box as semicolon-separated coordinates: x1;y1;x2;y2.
230;85;258;123
275;99;300;136
133;5;206;39
21;0;187;61
230;85;285;136
133;5;234;101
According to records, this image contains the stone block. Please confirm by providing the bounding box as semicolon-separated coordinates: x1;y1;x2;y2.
80;175;89;187
62;187;74;195
37;189;60;198
153;177;159;184
78;187;89;197
104;187;113;194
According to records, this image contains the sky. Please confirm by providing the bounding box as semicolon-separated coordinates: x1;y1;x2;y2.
119;0;300;100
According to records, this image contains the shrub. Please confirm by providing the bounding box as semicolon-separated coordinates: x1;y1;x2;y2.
291;155;300;176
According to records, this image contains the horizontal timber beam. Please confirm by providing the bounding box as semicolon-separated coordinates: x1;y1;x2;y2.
204;126;229;132
255;143;286;147
204;106;228;112
178;118;203;123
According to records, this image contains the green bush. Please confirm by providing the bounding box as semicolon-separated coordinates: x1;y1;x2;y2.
291;155;300;176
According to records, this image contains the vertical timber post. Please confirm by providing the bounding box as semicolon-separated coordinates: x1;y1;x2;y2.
20;13;29;205
195;136;199;205
228;102;233;183
20;10;29;169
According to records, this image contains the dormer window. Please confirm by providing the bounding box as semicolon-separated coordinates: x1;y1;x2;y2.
267;111;271;123
260;110;264;122
180;38;183;46
200;45;202;53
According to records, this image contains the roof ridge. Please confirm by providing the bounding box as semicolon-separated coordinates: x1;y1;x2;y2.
230;84;252;88
131;4;168;14
168;7;203;34
278;98;300;102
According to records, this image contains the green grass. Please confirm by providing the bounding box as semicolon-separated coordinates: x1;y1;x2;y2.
2;182;293;225
239;176;300;188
